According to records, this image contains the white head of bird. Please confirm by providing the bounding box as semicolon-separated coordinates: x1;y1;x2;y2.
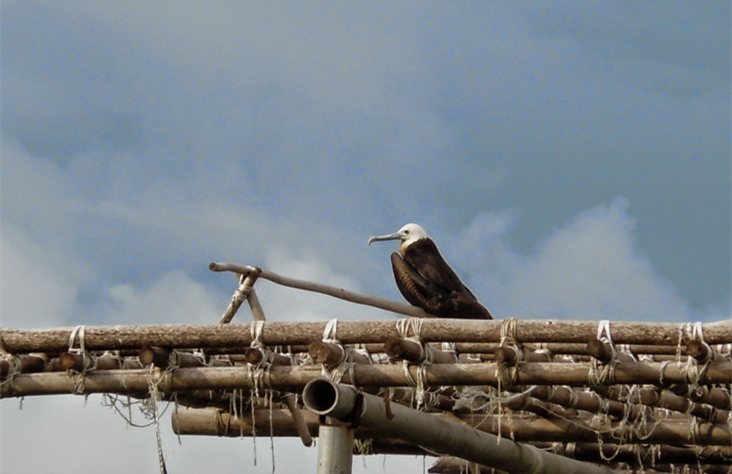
368;223;429;254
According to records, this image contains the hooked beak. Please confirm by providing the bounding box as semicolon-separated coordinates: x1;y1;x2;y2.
368;231;401;245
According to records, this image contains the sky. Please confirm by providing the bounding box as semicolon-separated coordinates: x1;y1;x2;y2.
1;1;730;473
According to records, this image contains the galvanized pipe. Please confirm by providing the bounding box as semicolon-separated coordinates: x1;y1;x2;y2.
302;378;621;474
316;425;354;474
305;379;358;474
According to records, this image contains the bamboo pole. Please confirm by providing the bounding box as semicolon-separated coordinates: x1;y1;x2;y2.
667;383;732;411
383;337;457;364
3;319;730;354
463;413;732;445
596;385;728;422
172;405;732;448
4;360;731;398
0;354;46;376
308;341;371;367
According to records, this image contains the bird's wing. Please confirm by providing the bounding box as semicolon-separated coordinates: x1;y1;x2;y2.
405;239;476;299
391;253;445;314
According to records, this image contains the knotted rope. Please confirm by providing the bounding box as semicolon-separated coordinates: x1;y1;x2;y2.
396;318;430;409
588;320;619;387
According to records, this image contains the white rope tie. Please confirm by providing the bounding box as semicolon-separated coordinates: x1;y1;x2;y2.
495;317;522;443
0;336;21;393
319;319;356;385
66;325;95;394
395;318;430;409
496;318;522;389
589;320;618;387
682;322;713;385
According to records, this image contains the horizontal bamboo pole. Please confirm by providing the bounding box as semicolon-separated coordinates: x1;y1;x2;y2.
596;385;728;422
463;413;731;445
0;354;46;376
384;337;458;364
3;319;730;353
172;407;429;456
4;360;730;398
173;405;732;449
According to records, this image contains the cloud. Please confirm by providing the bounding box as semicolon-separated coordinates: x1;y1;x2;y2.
104;271;220;324
1;221;93;328
451;198;693;321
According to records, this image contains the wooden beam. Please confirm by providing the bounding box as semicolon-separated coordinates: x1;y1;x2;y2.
2;319;730;353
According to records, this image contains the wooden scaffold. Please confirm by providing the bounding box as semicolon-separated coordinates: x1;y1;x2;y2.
1;262;731;474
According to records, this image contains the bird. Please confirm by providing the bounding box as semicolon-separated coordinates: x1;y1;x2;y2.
368;223;493;319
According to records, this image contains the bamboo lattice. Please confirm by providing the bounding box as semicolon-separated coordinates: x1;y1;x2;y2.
1;262;730;474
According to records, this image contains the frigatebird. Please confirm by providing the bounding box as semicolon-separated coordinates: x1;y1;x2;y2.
369;223;493;319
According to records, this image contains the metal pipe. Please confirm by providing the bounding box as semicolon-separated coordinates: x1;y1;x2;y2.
302;378;622;474
316;425;354;474
302;378;358;420
305;380;357;473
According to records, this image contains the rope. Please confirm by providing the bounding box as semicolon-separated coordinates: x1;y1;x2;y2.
66;325;95;394
319;319;356;384
588;320;619;387
146;365;170;474
0;336;21;393
496;318;522;389
682;322;713;385
395;318;430;409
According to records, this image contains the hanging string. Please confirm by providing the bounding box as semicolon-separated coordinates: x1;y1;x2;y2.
247;319;274;467
146;365;170;474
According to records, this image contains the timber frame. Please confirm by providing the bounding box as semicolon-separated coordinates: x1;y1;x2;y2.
1;263;731;474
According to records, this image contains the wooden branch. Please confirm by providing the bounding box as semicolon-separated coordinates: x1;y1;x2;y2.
3;319;730;353
218;267;262;324
209;262;427;318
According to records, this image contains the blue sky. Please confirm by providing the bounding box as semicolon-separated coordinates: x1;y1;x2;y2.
2;2;730;473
